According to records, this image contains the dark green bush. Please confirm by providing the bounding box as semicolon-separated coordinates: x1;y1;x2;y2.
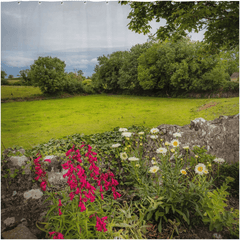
222;81;239;92
1;79;9;85
12;81;23;86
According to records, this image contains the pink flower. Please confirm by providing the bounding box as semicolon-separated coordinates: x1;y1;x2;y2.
58;199;62;207
101;193;104;200
95;216;108;232
49;231;56;237
44;159;51;163
59;208;62;216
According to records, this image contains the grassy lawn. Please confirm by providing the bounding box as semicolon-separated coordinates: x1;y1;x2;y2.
1;94;239;150
1;86;43;99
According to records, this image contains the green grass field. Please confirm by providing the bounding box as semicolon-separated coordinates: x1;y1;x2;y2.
1;86;43;99
1;93;239;151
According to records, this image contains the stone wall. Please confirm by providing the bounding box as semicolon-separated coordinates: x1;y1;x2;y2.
1;115;239;239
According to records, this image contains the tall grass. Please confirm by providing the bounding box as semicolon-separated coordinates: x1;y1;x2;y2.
1;94;239;150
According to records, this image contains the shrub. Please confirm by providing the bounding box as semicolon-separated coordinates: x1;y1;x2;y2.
222;81;239;92
1;79;9;85
29;56;66;94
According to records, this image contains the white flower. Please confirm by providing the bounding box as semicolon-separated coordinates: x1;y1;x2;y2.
204;169;209;174
119;128;128;132
156;148;167;154
112;143;121;148
165;141;170;146
149;166;159;173
138;132;145;135
171;139;179;148
151;160;157;165
173;132;182;138
150;135;158;139
195;163;206;175
183;146;189;150
120;152;128;160
180;169;187;175
121;132;132;137
150;128;159;134
213;158;225;164
128;157;139;161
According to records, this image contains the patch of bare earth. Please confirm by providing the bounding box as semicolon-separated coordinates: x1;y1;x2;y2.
197;102;218;111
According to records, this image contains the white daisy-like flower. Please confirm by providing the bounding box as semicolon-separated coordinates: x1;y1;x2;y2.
151;160;157;165
112;143;121;148
180;169;187;175
156;148;167;154
150;135;158;139
121;132;132;137
128;157;139;161
204;169;209;174
149;166;160;173
171;139;179;148
165;141;170;146
195;163;206;175
150;128;159;134
183;146;189;150
213;158;225;164
173;132;182;138
120;152;128;160
119;128;128;132
138;132;145;135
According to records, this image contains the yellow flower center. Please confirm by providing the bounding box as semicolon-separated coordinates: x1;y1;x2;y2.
173;142;178;146
197;166;203;172
181;170;187;175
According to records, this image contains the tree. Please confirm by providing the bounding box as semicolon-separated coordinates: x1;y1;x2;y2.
18;69;33;85
92;51;127;92
1;70;7;80
137;38;229;94
77;70;84;76
8;74;14;79
29;56;66;94
120;1;239;52
118;42;152;92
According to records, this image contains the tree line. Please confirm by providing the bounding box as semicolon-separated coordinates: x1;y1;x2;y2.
91;37;239;97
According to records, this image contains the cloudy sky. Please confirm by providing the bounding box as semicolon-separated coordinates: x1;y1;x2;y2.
1;0;205;77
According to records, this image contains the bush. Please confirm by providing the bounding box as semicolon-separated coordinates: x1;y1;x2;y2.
29;56;66;94
12;81;23;86
1;79;9;85
222;81;239;92
63;78;84;94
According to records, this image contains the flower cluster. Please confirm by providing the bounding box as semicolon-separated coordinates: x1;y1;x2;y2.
49;231;64;239
34;154;49;191
62;144;121;212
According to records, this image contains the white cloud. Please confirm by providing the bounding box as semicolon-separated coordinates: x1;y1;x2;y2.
90;58;98;64
2;53;35;68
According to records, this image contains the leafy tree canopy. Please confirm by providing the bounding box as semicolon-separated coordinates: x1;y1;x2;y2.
1;70;7;79
120;1;239;52
29;56;66;94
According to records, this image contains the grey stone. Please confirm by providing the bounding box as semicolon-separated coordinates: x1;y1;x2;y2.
156;114;239;164
9;155;29;167
23;189;43;200
3;217;15;226
2;223;37;239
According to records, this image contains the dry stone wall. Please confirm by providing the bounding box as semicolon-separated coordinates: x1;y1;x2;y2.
1;114;239;239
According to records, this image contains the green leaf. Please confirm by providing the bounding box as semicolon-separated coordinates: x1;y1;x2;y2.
158;218;162;233
147;211;153;221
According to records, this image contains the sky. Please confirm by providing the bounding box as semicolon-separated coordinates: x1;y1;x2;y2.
1;0;205;78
